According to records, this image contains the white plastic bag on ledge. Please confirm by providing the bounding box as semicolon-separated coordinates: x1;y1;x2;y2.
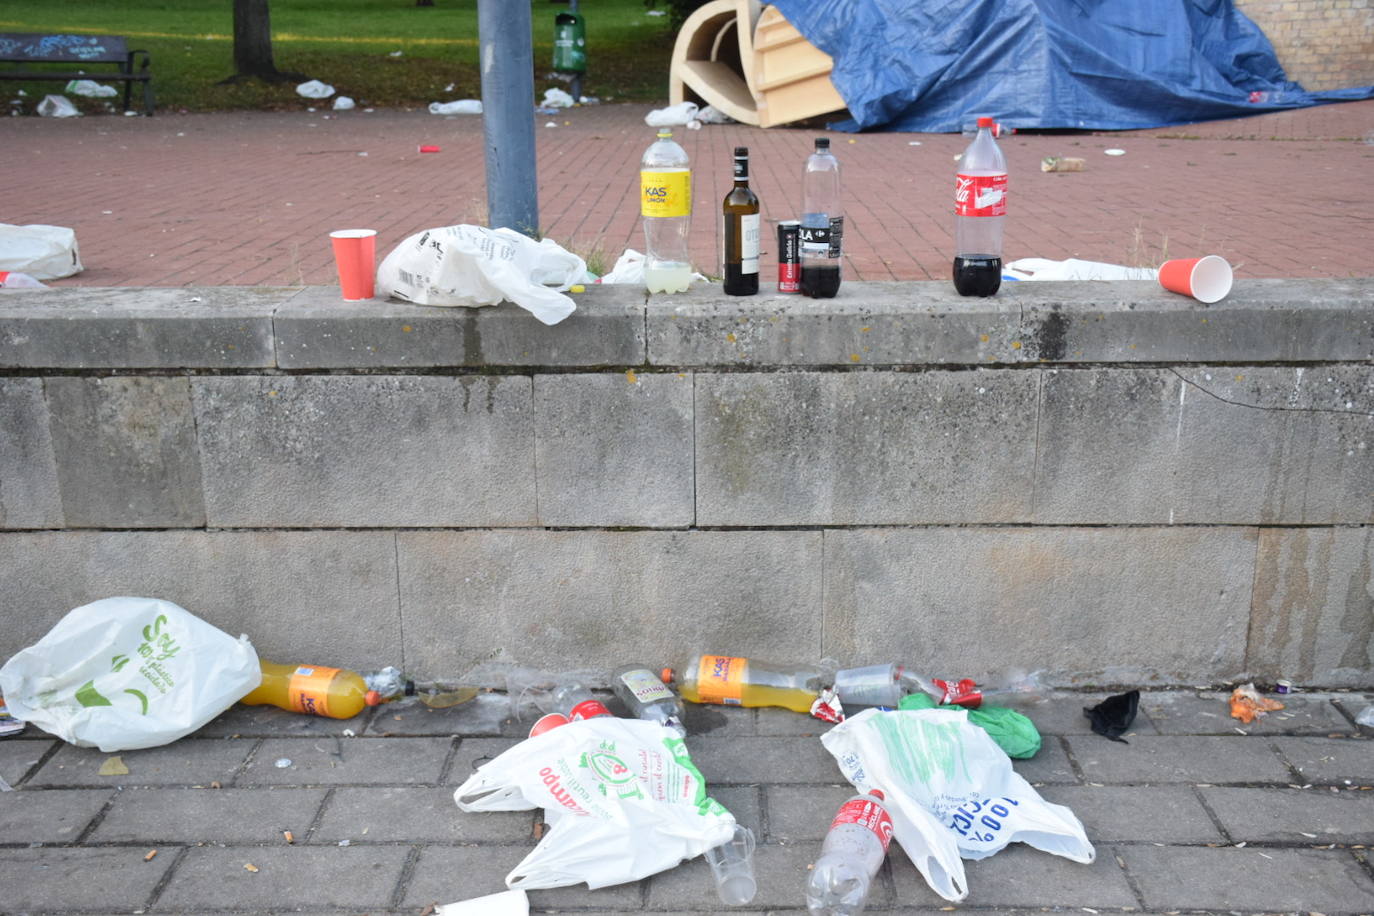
454;717;736;890
1004;257;1157;282
377;225;584;325
821;707;1095;902
0;597;261;752
0;223;83;279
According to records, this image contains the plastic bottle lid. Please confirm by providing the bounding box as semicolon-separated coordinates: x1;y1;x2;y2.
977;116;995;128
815;137;830;150
660;667;675;684
657;128;672;139
868;789;885;801
364;690;383;706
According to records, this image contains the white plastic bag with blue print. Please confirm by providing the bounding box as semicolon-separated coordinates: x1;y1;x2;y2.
454;717;736;890
0;597;260;752
820;707;1094;902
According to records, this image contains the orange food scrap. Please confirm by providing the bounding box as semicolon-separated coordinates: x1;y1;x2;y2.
1229;683;1284;724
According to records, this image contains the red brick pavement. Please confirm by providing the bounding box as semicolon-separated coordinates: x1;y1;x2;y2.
3;100;1373;287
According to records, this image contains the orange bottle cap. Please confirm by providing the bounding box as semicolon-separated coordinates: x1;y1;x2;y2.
660;667;675;684
364;690;383;706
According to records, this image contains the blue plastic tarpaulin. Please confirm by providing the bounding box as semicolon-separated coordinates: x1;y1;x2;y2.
768;0;1374;132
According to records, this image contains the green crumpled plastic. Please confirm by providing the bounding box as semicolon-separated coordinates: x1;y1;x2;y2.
897;692;1042;759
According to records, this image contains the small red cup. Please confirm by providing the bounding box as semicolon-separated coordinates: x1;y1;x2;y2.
329;229;377;301
1157;255;1232;304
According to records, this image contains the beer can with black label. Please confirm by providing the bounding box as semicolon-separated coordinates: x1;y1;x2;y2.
777;220;800;293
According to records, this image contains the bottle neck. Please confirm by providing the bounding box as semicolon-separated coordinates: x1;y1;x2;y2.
733;157;749;186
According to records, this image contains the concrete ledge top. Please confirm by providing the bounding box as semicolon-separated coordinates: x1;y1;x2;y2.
0;278;1369;370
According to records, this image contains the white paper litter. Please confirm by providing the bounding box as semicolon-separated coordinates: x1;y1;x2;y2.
332;96;355;110
36;95;80;118
65;80;117;98
645;101;699;127
436;889;529;916
542;87;575;108
1004;258;1157;282
429;99;482;115
295;80;335;99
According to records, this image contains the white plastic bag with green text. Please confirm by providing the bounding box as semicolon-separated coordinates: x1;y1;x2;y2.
0;597;261;752
454;717;736;890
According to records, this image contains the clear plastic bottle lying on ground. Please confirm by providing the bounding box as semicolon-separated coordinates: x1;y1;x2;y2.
834;664;912;708
664;655;831;714
926;670;1046;709
549;681;614;720
611;663;687;735
0;271;47;289
806;790;893;915
241;660;385;719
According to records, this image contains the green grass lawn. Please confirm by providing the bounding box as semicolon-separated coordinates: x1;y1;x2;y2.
0;0;678;114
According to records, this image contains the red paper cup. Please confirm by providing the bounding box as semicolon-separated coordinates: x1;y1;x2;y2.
329;229;377;301
528;713;570;737
1157;255;1232;304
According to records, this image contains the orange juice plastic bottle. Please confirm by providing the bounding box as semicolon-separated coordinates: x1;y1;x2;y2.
663;655;829;714
240;660;383;719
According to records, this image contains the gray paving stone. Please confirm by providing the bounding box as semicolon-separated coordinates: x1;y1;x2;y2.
0;736;54;786
403;845;642;909
46;376;206;527
0;846;173;910
1200;785;1374;843
1028;692;1160;736
1013;735;1079;785
397;529;822;679
274;283;646;369
533;371;695;526
889;842;1137;908
0;787;112;843
646;841;842;911
1272;736;1374;784
1335;692;1374;730
683;736;843;785
315;786;533;843
239;737;451;786
1038;785;1223;843
366;692;512;738
156;844;410;910
764;784;858;841
90;786;327;843
695;370;1039;526
27;739;251;788
0;377;61;528
1123;845;1374;911
1145;689;1357;734
197;702;380;738
822;527;1254;682
194;374;537;526
710;785;763;839
1067;735;1293;785
1251;527;1374;687
447;737;523;785
0;530;403;673
685;703;757;737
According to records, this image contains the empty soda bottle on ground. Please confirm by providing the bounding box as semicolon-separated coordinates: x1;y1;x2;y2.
834;664;913;708
800;137;843;298
640;127;693;293
953;115;1007;297
549;681;614;721
806;790;893;915
611;663;687;735
241;660;385;719
664;655;831;715
930;670;1046;709
0;271;47;289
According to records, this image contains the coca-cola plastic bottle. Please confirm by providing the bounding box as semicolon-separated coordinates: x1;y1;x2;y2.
549;682;614;721
953;116;1007;297
806;790;894;915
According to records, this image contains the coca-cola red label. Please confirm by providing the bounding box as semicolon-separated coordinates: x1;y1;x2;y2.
954;173;1007;217
932;677;983;709
830;796;894;851
568;699;612;720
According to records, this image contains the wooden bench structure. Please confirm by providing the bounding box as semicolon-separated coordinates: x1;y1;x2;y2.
0;33;153;116
669;1;845;128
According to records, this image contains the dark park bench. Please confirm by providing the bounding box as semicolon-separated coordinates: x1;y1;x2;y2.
0;33;153;115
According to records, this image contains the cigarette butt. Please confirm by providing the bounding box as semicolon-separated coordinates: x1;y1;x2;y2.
283;830;294;844
1041;156;1086;172
144;849;158;862
244;863;259;873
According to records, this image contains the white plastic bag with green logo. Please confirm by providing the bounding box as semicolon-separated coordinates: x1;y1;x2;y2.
0;597;261;752
821;707;1095;903
454;717;736;890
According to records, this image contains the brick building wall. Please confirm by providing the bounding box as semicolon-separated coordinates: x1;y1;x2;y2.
1235;0;1374;90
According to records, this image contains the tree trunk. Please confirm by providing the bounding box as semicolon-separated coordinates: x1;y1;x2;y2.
224;0;305;83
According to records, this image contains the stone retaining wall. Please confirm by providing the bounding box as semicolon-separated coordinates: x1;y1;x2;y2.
1;281;1371;686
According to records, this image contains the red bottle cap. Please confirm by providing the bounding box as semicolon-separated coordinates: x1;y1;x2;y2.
977;116;994;128
364;690;383;706
868;789;885;801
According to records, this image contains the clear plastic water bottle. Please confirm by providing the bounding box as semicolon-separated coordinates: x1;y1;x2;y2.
800;137;842;298
640;128;693;293
549;682;614;721
0;271;47;289
611;664;687;736
953;116;1007;297
806;790;893;916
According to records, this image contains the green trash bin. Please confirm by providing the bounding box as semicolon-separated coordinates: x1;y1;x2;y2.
553;10;587;74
